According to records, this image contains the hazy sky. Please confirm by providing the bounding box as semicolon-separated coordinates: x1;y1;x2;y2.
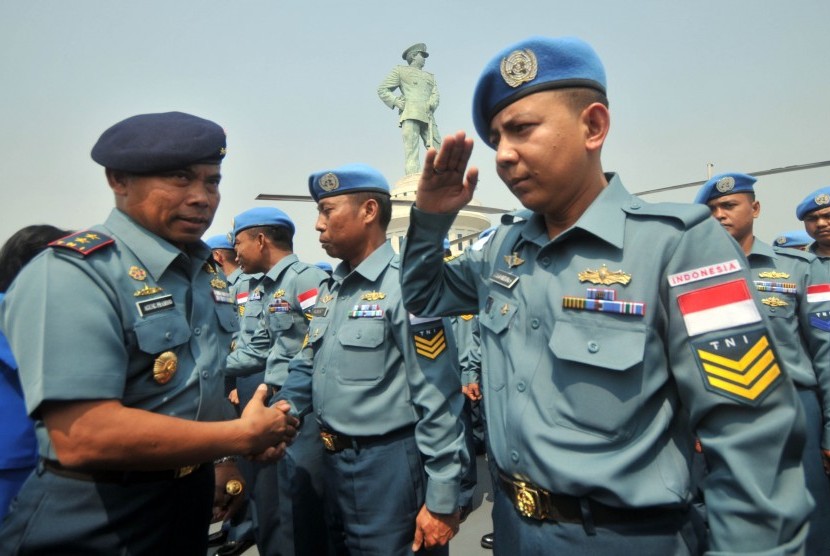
3;1;829;263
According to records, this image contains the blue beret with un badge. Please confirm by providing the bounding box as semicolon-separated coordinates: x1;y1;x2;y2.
472;36;607;147
796;186;830;220
774;229;813;248
693;172;756;204
308;163;390;203
204;234;234;250
231;207;295;237
91;111;226;173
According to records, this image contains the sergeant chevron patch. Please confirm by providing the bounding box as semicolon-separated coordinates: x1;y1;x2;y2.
692;329;782;405
413;326;447;359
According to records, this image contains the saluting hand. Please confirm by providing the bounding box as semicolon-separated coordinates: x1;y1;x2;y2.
411;504;460;551
416;131;478;214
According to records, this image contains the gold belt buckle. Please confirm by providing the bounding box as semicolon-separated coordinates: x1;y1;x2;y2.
514;480;542;519
320;431;337;452
174;465;198;478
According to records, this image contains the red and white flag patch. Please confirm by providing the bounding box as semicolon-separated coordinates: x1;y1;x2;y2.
236;291;249;305
298;288;319;311
677;279;761;336
807;284;830;303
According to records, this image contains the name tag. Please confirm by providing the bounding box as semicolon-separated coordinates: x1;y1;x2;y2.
213;290;234;304
490;269;519;289
136;295;175;317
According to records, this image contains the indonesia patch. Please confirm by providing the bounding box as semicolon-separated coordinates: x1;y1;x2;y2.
677;279;761;336
413;325;447;360
667;259;742;288
691;328;782;405
806;284;830;303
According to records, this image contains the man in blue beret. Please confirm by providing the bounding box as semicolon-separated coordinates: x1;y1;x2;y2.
399;36;811;554
0;112;299;555
774;229;814;250
278;163;469;555
378;43;442;176
224;206;330;556
797;186;830;271
696;172;830;554
206;233;242;292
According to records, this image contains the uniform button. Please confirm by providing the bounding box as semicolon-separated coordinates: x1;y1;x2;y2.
321;367;326;374
630;201;641;210
540;257;550;267
517;381;526;392
194;327;201;336
587;341;600;353
165;332;173;341
201;371;208;379
769;308;777;314
356;332;362;339
530;318;540;329
317;409;322;416
510;450;519;462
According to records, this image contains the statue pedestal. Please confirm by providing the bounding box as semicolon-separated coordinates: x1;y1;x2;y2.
386;173;492;254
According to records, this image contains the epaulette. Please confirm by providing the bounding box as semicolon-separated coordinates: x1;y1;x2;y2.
622;199;710;228
773;245;817;263
48;230;114;256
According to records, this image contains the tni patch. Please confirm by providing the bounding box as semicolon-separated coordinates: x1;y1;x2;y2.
811;311;830;332
413;325;447;360
692;328;781;405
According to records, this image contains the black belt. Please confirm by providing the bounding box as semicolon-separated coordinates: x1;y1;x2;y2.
42;459;202;483
319;425;415;453
497;470;682;524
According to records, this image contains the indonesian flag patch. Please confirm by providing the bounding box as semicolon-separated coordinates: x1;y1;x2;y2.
677;279;761;337
807;284;830;303
298;288;318;311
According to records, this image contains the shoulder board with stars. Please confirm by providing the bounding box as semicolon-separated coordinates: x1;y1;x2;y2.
49;230;114;256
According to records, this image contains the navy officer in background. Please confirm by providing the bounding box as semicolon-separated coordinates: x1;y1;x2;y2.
400;36;811;554
797;185;830;272
0;111;298;555
278;164;469;555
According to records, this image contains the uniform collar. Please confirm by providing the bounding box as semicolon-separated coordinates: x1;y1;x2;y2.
227;267;243;285
264;253;299;283
520;173;628;250
104;208;211;281
747;238;777;261
333;241;395;284
808;242;829;259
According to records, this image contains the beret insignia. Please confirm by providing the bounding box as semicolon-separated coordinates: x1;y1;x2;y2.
715;176;735;193
500;49;538;88
319;172;340;192
816;193;830;206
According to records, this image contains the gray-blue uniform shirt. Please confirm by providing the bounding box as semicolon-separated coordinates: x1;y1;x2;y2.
224;254;328;388
280;241;468;513
0;208;239;461
400;174;811;553
808;242;830;274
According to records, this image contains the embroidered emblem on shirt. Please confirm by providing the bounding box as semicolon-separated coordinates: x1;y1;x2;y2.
153;351;178;384
667;259;742;288
563;288;645;317
692;329;782;405
761;296;788;307
134;285;164;297
504;252;524;269
758;271;790;280
413;325;447;359
128;266;147;281
677;279;761;337
320;294;334;304
500;48;538;88
807;284;830;303
210;277;227;290
48;231;114;255
204;262;217;275
298;288;318;316
274;289;286;299
361;291;386;301
578;264;631;286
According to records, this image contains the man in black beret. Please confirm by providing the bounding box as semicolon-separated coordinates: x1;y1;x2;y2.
0;111;298;555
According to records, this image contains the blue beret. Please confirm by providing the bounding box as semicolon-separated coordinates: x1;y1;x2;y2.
693;172;756;204
442;238;451;250
231;207;295;237
795;186;830;220
472;36;606;146
308;163;390;202
204;234;234;250
314;261;333;273
91;111;226;173
773;229;813;248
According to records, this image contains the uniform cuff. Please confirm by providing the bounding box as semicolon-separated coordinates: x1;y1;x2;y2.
424;478;461;514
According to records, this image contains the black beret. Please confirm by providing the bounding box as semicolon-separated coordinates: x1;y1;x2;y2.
91;111;226;173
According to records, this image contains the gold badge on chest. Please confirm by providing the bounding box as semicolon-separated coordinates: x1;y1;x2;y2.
153;351;178;384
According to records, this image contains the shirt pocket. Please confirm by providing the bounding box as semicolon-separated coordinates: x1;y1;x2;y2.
269;312;294;333
133;311;192;355
548;319;647;440
215;303;240;334
478;293;517;391
336;319;386;382
241;303;263;334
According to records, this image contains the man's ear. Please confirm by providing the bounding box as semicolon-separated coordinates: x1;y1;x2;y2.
582;103;610;153
106;169;130;197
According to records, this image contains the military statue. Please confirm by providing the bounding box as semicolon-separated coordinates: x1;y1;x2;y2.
378;43;441;176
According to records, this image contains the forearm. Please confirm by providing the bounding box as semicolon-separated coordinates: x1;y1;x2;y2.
43;399;257;469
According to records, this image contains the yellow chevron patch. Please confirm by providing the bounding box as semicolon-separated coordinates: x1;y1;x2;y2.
460;314;474;321
693;330;782;404
413;327;447;360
